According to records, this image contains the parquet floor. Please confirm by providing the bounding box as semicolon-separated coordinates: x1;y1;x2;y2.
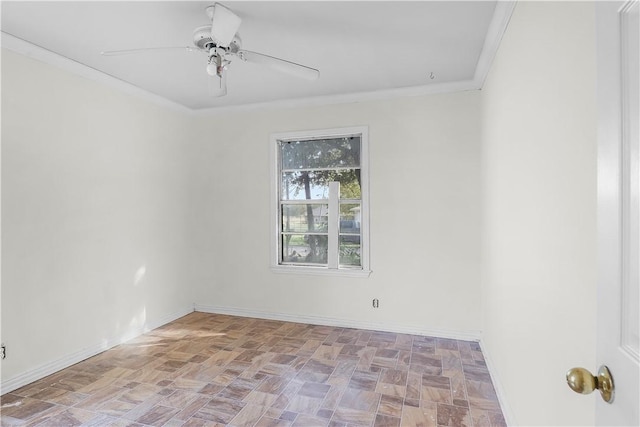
1;312;506;427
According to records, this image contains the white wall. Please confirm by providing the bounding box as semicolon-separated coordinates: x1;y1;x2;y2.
189;92;483;337
481;2;597;425
1;46;484;392
1;6;603;425
1;5;604;424
1;49;195;387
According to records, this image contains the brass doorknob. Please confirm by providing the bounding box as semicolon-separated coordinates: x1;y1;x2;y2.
566;365;614;403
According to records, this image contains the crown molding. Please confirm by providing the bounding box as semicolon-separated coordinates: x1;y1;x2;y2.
473;1;517;88
1;32;192;115
192;79;480;116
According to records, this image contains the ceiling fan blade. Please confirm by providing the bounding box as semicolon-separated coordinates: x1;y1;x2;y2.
208;69;228;97
238;50;319;81
209;3;241;47
101;47;199;56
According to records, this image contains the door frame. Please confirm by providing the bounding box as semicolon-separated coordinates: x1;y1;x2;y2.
596;1;639;425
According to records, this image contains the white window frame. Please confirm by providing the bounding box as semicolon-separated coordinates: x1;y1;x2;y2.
270;126;371;277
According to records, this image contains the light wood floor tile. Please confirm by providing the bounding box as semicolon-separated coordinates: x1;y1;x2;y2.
2;312;506;426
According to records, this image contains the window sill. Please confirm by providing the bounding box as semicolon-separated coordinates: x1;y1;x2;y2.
271;265;372;278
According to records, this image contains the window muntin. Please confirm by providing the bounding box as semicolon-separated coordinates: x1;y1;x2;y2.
272;128;369;275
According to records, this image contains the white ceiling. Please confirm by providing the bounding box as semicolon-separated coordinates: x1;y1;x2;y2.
1;1;501;111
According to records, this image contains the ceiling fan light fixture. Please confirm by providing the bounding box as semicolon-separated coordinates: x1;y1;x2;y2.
206;62;218;76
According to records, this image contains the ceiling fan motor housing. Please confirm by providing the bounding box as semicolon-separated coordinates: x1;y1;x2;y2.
193;25;240;53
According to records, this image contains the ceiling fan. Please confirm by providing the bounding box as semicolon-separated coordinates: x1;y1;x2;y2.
101;3;320;96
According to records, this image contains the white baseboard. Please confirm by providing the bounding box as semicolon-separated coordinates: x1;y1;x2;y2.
194;304;482;342
0;305;194;395
478;340;516;426
1;304;487;400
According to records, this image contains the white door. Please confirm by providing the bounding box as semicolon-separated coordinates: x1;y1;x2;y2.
596;0;639;425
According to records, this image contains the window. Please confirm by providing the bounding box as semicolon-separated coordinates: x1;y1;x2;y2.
271;127;370;276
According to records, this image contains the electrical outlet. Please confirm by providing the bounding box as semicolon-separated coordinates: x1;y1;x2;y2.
1;344;6;360
372;298;379;308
